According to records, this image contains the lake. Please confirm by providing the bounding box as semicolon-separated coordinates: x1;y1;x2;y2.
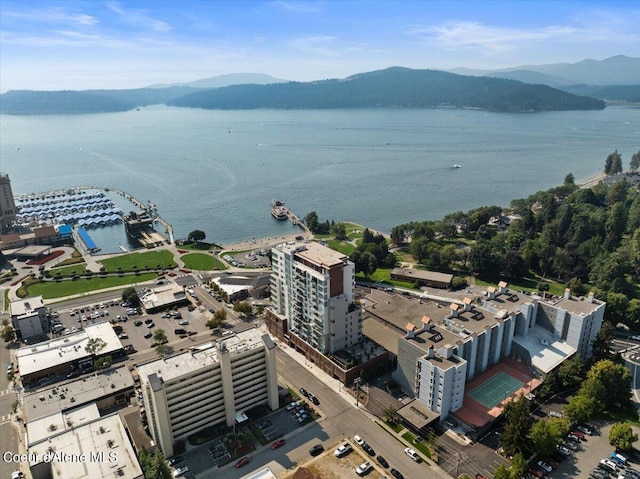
0;105;638;252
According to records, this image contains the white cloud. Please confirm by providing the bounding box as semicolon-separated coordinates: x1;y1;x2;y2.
3;8;98;26
104;1;172;32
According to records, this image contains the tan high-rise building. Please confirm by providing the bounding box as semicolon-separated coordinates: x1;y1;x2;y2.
137;329;278;457
270;241;362;354
0;173;16;231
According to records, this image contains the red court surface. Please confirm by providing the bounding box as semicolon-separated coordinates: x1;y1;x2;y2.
453;357;542;429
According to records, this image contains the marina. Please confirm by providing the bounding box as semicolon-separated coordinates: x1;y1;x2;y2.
10;187;173;255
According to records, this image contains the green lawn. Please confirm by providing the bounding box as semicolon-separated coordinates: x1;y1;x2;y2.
99;250;177;272
475;274;565;296
46;264;86;278
24;273;157;299
326;239;356;255
401;430;432;459
355;268;417;289
181;253;227;270
179;242;216;251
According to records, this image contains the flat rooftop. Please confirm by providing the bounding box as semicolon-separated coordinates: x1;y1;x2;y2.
27;403;100;447
23;366;135;422
139;282;187;309
11;296;45;316
548;295;605;316
16;322;123;377
391;268;453;284
29;412;144;479
512;325;576;373
137;328;266;384
279;241;347;268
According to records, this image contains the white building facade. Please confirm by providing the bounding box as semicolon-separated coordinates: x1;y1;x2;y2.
137;329;278;457
270;241;361;354
10;296;48;339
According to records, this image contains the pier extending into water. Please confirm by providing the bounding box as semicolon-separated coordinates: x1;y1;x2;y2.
108;187;174;244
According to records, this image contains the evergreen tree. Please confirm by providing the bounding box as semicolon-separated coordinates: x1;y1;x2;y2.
500;395;533;457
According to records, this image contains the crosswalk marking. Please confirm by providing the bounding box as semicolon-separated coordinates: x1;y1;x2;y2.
0;414;9;423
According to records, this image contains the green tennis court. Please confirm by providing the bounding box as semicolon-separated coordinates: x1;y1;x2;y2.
468;371;524;408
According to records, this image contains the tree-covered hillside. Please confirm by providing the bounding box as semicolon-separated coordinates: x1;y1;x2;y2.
392;153;640;327
168;67;605;112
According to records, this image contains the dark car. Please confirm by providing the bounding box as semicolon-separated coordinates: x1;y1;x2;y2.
377;455;389;468
300;387;309;397
144;331;153;339
235;457;249;468
390;468;405;479
134;320;143;326
167;455;184;466
362;443;375;456
309;394;320;405
309;444;324;456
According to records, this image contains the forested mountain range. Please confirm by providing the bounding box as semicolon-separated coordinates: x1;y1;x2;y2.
1;67;604;115
167;67;604;112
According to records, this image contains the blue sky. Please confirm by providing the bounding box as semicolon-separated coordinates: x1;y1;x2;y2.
1;0;638;91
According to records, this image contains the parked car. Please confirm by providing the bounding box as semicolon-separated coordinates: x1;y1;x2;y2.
405;447;421;462
570;430;586;440
309;444;324;456
269;429;283;441
235;457;249;468
167;456;184;466
611;452;628;466
118;333;129;339
334;443;352;457
567;433;582;443
563;441;578;451
577;425;594;435
390;469;405;479
549;411;564;418
134;320;143;326
286;401;300;411
377;455;389;468
354;435;365;446
556;444;572;456
172;466;189;477
300;387;309;397
537;461;553;473
363;443;375;456
144;332;153;339
356;461;372;476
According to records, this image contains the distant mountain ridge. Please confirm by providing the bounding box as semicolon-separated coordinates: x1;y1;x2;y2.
0;66;610;115
450;55;640;86
146;72;287;89
167;67;604;112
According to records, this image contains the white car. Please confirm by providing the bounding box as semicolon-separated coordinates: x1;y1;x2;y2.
354;435;365;446
556;444;572;456
405;447;420;462
334;443;352;457
537;461;553;473
356;461;372;476
601;459;618;471
173;466;189;478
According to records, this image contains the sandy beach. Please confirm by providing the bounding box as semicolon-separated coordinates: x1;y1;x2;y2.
219;232;311;254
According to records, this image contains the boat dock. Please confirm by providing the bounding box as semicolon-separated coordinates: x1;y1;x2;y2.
110;187;174;244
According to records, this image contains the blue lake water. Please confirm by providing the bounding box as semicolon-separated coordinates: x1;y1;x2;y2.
0;105;638;253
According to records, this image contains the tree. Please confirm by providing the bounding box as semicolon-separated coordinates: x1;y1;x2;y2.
153;329;168;344
529;420;560;457
1;322;16;343
581;359;632;409
331;222;347;240
564;172;575;185
304;211;319;233
155;344;167;357
631;150;640;172
121;287;139;305
233;301;253;317
500;395;533;457
609;422;638;452
206;309;226;329
139;448;171;479
94;355;112;370
564;394;596;424
187;229;206;243
557;357;585;389
382;406;397;424
604;150;623;175
85;337;107;355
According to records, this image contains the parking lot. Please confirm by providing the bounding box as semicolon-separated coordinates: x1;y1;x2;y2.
527;420;640;479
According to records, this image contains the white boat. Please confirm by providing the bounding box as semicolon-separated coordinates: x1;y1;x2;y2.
453;164;462;168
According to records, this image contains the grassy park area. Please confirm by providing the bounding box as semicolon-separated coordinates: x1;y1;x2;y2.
21;273;157;299
99;250;177;272
181;253;226;271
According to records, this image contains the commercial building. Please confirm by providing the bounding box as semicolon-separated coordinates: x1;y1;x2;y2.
0;172;17;232
364;282;605;428
390;268;453;289
11;296;49;339
27;403;143;479
138;282;190;313
268;241;362;354
16;322;125;386
137;329;278;457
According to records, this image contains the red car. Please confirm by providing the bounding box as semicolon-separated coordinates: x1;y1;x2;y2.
271;439;286;449
235;457;250;468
